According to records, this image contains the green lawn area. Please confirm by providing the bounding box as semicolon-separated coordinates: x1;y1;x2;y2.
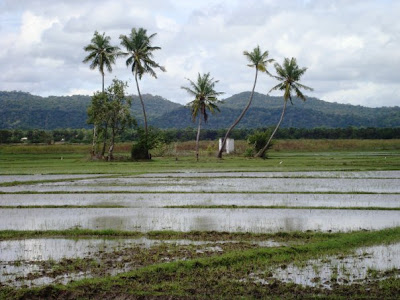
1;139;400;174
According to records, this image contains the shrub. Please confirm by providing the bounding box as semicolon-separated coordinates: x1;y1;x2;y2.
247;129;274;158
131;127;162;160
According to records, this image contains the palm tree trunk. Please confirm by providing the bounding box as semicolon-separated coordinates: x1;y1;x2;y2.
196;116;202;162
102;72;105;93
217;69;259;158
92;72;105;157
255;100;287;158
135;72;148;136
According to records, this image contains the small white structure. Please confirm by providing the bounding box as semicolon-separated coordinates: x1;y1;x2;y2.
20;137;28;142
219;138;234;154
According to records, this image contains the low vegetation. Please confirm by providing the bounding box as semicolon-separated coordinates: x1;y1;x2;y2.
1;227;399;299
0;139;399;175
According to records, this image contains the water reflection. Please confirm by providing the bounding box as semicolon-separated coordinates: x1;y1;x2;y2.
1;193;399;208
266;242;400;289
91;216;130;230
0;208;399;233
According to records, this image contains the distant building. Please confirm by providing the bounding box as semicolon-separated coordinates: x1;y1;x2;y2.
20;137;28;142
219;138;234;154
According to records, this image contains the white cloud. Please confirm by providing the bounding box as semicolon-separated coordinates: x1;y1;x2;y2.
0;0;399;107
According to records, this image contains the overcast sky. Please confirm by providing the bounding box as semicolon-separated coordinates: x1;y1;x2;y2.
0;0;399;107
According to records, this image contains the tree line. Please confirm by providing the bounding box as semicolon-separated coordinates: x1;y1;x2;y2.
2;127;399;145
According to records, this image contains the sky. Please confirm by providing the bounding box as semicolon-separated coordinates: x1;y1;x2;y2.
0;0;399;107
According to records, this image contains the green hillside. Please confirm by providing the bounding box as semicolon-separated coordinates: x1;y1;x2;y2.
0;91;399;129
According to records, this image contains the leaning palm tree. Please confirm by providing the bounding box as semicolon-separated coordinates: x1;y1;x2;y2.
255;57;313;158
182;73;224;161
83;31;120;156
119;28;166;137
217;46;273;158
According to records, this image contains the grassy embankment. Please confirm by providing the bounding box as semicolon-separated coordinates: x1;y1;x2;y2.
0;139;399;174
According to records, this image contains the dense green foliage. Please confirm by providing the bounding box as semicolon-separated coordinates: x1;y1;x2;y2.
1;126;400;144
1;91;400;130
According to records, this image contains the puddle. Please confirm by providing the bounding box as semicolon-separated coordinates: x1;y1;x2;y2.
0;193;399;208
0;208;399;232
250;242;400;289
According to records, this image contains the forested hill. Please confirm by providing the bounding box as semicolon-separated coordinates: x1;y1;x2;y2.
0;91;180;129
0;90;399;129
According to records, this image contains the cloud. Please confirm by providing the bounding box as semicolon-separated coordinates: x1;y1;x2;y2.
0;0;399;107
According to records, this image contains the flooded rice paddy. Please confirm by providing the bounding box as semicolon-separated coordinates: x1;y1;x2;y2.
249;242;400;289
2;237;279;287
2;176;400;193
0;171;399;232
1;171;399;289
1;193;399;208
1;207;400;232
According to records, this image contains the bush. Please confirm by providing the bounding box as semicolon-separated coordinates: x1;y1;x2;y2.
243;148;254;157
131;127;162;160
247;129;274;158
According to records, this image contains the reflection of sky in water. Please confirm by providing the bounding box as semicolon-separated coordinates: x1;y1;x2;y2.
0;174;105;183
0;237;239;262
0;208;399;232
268;242;400;289
0;237;283;287
1;193;399;208
137;171;400;179
2;176;400;193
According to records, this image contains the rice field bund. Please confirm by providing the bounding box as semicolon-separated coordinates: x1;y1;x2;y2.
0;146;400;298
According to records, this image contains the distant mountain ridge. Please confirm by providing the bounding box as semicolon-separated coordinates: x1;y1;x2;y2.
0;90;399;129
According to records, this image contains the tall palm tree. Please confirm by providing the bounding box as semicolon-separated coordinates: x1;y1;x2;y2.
83;31;120;156
83;31;120;93
217;46;273;158
119;28;166;137
255;57;313;158
182;73;223;161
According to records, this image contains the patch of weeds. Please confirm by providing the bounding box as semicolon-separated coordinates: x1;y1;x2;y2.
367;267;380;279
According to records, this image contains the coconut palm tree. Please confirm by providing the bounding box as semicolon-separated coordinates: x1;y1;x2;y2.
255;57;313;158
217;46;273;158
182;73;223;161
83;31;120;93
83;31;120;156
119;28;165;137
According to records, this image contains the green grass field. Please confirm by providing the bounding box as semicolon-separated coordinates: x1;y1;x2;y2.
1;139;400;174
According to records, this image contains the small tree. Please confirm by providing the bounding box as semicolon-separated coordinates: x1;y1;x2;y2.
246;129;274;158
255;57;313;158
105;79;135;161
87;91;108;157
181;73;223;161
131;127;160;160
88;79;135;161
83;31;120;156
